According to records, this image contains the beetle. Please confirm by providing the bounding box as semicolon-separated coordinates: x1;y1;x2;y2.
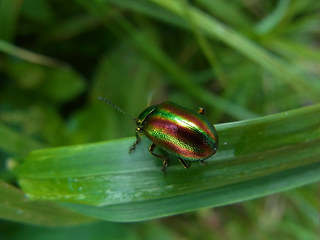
99;97;218;171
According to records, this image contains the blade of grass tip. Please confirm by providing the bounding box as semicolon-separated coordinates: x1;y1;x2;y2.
0;39;70;68
118;19;257;120
149;0;320;101
255;0;291;35
0;180;93;226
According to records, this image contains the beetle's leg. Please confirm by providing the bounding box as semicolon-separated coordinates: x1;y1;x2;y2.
129;128;142;153
179;158;191;169
197;107;204;115
200;160;206;166
149;143;168;172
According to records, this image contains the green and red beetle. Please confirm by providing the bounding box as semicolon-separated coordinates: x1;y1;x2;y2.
99;97;218;171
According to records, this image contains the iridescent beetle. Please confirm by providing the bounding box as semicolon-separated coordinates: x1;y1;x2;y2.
99;97;218;171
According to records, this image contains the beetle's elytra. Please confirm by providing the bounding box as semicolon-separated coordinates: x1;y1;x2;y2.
129;101;218;171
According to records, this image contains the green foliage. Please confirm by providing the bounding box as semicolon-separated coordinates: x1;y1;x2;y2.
0;0;319;239
14;104;320;221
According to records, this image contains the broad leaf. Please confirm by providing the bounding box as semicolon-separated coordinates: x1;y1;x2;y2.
15;104;320;221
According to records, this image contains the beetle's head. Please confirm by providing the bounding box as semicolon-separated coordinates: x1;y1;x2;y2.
136;104;157;126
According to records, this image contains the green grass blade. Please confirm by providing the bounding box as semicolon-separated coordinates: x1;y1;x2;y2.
123;28;256;120
61;162;320;222
266;38;320;61
0;39;68;68
106;0;187;28
255;0;291;35
149;0;320;100
195;0;252;28
15;104;320;221
75;1;255;120
0;180;93;226
180;0;227;87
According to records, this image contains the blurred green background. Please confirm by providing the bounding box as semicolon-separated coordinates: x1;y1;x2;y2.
0;0;319;239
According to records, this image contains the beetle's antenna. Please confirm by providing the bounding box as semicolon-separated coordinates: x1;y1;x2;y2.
98;96;136;121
